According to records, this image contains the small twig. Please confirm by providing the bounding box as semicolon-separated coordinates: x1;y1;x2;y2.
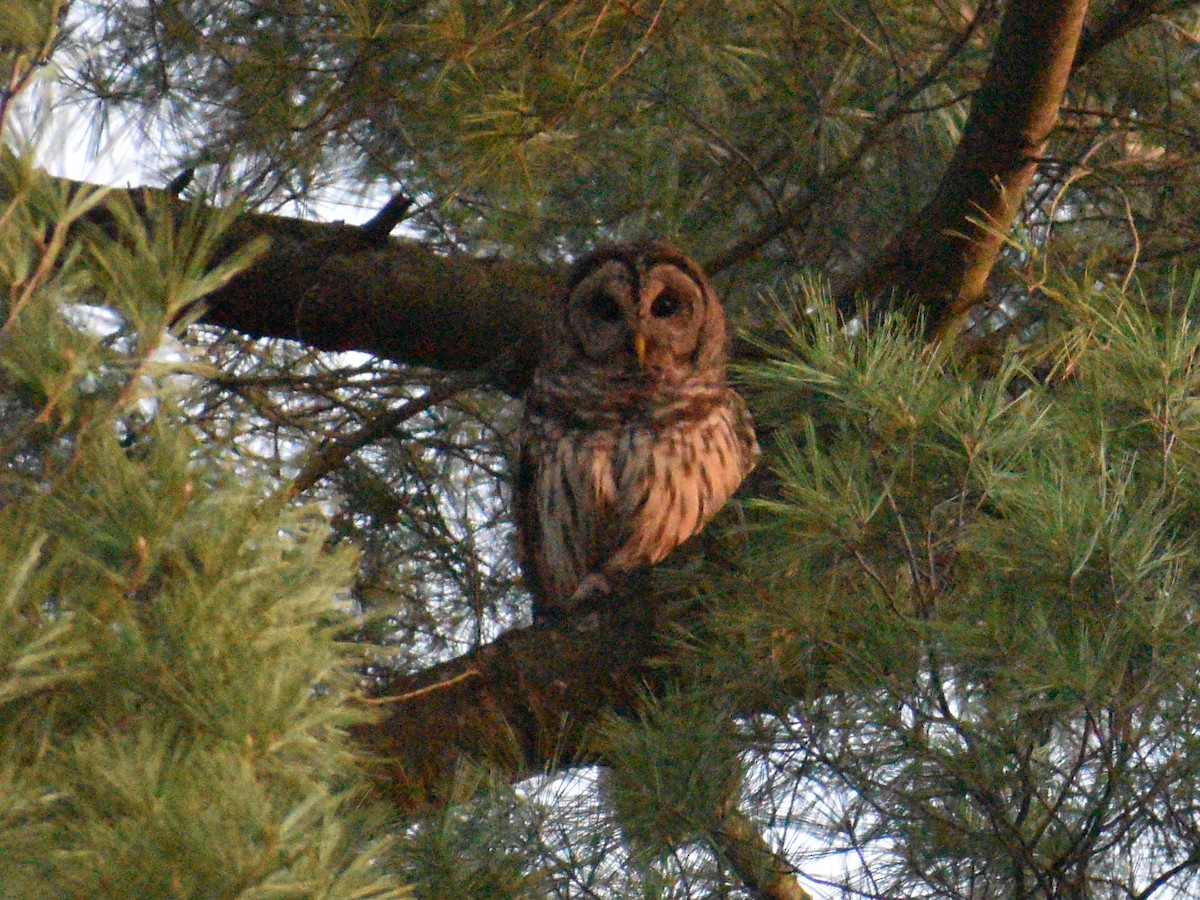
366;668;483;705
359;192;413;244
165;167;195;197
1119;189;1141;294
280;344;519;500
284;369;487;499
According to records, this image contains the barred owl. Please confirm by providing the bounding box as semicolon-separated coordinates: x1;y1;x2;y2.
516;242;759;623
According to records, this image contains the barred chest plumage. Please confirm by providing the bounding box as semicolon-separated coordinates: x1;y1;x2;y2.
519;388;758;615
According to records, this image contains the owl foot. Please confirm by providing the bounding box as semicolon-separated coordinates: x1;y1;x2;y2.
532;573;614;629
571;572;613;607
562;574;612;630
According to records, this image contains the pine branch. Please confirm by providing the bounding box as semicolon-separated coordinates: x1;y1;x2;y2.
281;366;488;498
839;0;1090;337
358;192;413;244
39;161;557;395
712;805;814;900
354;586;817;900
165;167;195;197
20;0;1174;402
198;208;555;395
702;1;999;277
352;597;667;815
1075;0;1199;65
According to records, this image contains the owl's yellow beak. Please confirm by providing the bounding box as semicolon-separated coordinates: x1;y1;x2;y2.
634;332;646;368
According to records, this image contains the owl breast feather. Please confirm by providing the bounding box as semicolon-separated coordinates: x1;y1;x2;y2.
605;396;757;575
527;391;756;610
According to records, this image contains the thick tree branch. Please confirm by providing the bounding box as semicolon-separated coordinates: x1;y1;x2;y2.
704;1;999;277
1075;0;1197;65
60;0;1165;394
351;592;815;900
840;0;1090;337
351;598;666;815
37;170;558;393
713;806;814;900
201;210;556;393
710;811;816;900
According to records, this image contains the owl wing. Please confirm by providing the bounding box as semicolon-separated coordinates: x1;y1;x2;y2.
518;416;620;620
514;431;548;612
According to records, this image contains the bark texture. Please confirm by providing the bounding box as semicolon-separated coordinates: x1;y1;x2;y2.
350;593;816;900
351;599;665;814
202;211;556;393
842;0;1090;337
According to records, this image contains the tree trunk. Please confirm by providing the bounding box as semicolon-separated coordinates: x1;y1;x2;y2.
842;0;1090;338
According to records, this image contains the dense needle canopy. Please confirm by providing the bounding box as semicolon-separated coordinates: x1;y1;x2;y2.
2;1;1200;897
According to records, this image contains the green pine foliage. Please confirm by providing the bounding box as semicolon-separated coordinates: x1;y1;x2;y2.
0;156;408;899
397;769;544;900
601;689;742;862
678;275;1200;893
76;0;982;261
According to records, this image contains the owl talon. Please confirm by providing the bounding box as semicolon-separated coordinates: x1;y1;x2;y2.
571;573;613;606
532;573;613;625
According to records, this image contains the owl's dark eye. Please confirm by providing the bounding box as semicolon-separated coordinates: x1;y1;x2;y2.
588;290;621;322
651;290;683;318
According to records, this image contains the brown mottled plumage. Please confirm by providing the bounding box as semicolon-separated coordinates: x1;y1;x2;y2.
516;242;759;622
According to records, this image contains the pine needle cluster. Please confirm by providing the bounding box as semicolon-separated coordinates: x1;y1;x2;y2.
677;275;1200;895
0;154;409;899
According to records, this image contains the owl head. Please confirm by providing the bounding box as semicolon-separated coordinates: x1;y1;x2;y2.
544;242;729;388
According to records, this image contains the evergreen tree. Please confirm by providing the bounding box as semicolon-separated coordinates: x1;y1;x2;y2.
3;1;1200;897
0;158;408;895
